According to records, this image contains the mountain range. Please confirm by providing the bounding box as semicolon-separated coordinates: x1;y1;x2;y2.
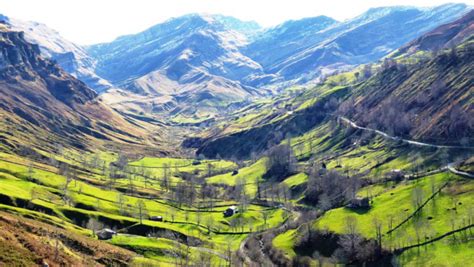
1;4;470;121
0;4;473;266
192;10;474;159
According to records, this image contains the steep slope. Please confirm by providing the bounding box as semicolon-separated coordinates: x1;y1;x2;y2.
0;24;161;154
394;9;474;56
342;40;473;143
88;14;266;118
244;16;338;74
88;14;263;85
0;211;134;266
87;4;469;118
246;3;470;85
0;14;113;92
194;37;473;159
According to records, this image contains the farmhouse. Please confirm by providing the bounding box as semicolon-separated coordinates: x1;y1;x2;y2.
150;215;163;222
96;228;116;240
388;169;405;181
347;197;370;209
223;206;239;217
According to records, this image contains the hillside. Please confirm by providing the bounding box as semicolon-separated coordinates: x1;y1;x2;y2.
193;35;473;159
0;4;472;267
394;9;474;56
0;211;134;266
0;24;165;155
342;42;473;143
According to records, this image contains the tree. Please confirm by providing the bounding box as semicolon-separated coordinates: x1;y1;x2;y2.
117;193;126;215
205;216;214;233
262;211;269;229
30;187;40;202
337;216;363;262
372;218;383;252
161;163;171;191
265;144;296;181
70;167;79;188
280;184;290;205
136;200;147;224
27;161;34;180
354;72;360;81
411;185;424;210
115;153;129;170
430;79;447;98
362;64;372;79
62;168;73;206
448;105;471;139
86;218;102;237
184;211;189;222
127;172;134;195
227;244;233;267
206;163;214;178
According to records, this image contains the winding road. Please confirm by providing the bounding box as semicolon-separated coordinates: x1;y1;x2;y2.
338;116;474;150
338;116;474;178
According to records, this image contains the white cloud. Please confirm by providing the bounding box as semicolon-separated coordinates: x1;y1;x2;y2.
0;0;472;44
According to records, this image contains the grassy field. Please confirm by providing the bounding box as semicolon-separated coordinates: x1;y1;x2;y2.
315;173;470;238
397;238;474;267
272;229;298;258
207;158;267;197
0;152;290;265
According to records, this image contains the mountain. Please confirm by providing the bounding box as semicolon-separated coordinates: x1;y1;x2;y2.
0;14;113;92
208;14;262;38
0;23;161;153
394;9;474;56
86;4;469;120
193;36;474;159
245;3;470;85
244;15;339;79
88;14;267;118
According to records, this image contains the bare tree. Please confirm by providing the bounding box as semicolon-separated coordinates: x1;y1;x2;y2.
205;216;214;233
117;193;126;215
372;218;383;252
86;218;103;237
27;161;34;180
262;211;269;229
411;185;424;210
136;200;147;224
337;216;363;262
265;144;296;181
206;163;214;178
30;187;40;202
161;163;171;191
127;172;134;195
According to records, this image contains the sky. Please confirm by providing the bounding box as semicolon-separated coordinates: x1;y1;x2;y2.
0;0;472;44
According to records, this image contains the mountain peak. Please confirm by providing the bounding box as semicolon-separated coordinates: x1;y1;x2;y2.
0;14;9;23
162;13;262;37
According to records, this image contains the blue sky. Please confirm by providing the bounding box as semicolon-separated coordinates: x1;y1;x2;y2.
0;0;472;44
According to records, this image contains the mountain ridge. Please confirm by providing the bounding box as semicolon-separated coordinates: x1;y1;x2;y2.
0;24;164;154
0;14;113;93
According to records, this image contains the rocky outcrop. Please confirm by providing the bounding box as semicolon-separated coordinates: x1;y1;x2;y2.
0;26;97;106
3;15;113;92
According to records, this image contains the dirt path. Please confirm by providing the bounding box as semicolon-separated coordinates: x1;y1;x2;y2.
238;209;301;266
